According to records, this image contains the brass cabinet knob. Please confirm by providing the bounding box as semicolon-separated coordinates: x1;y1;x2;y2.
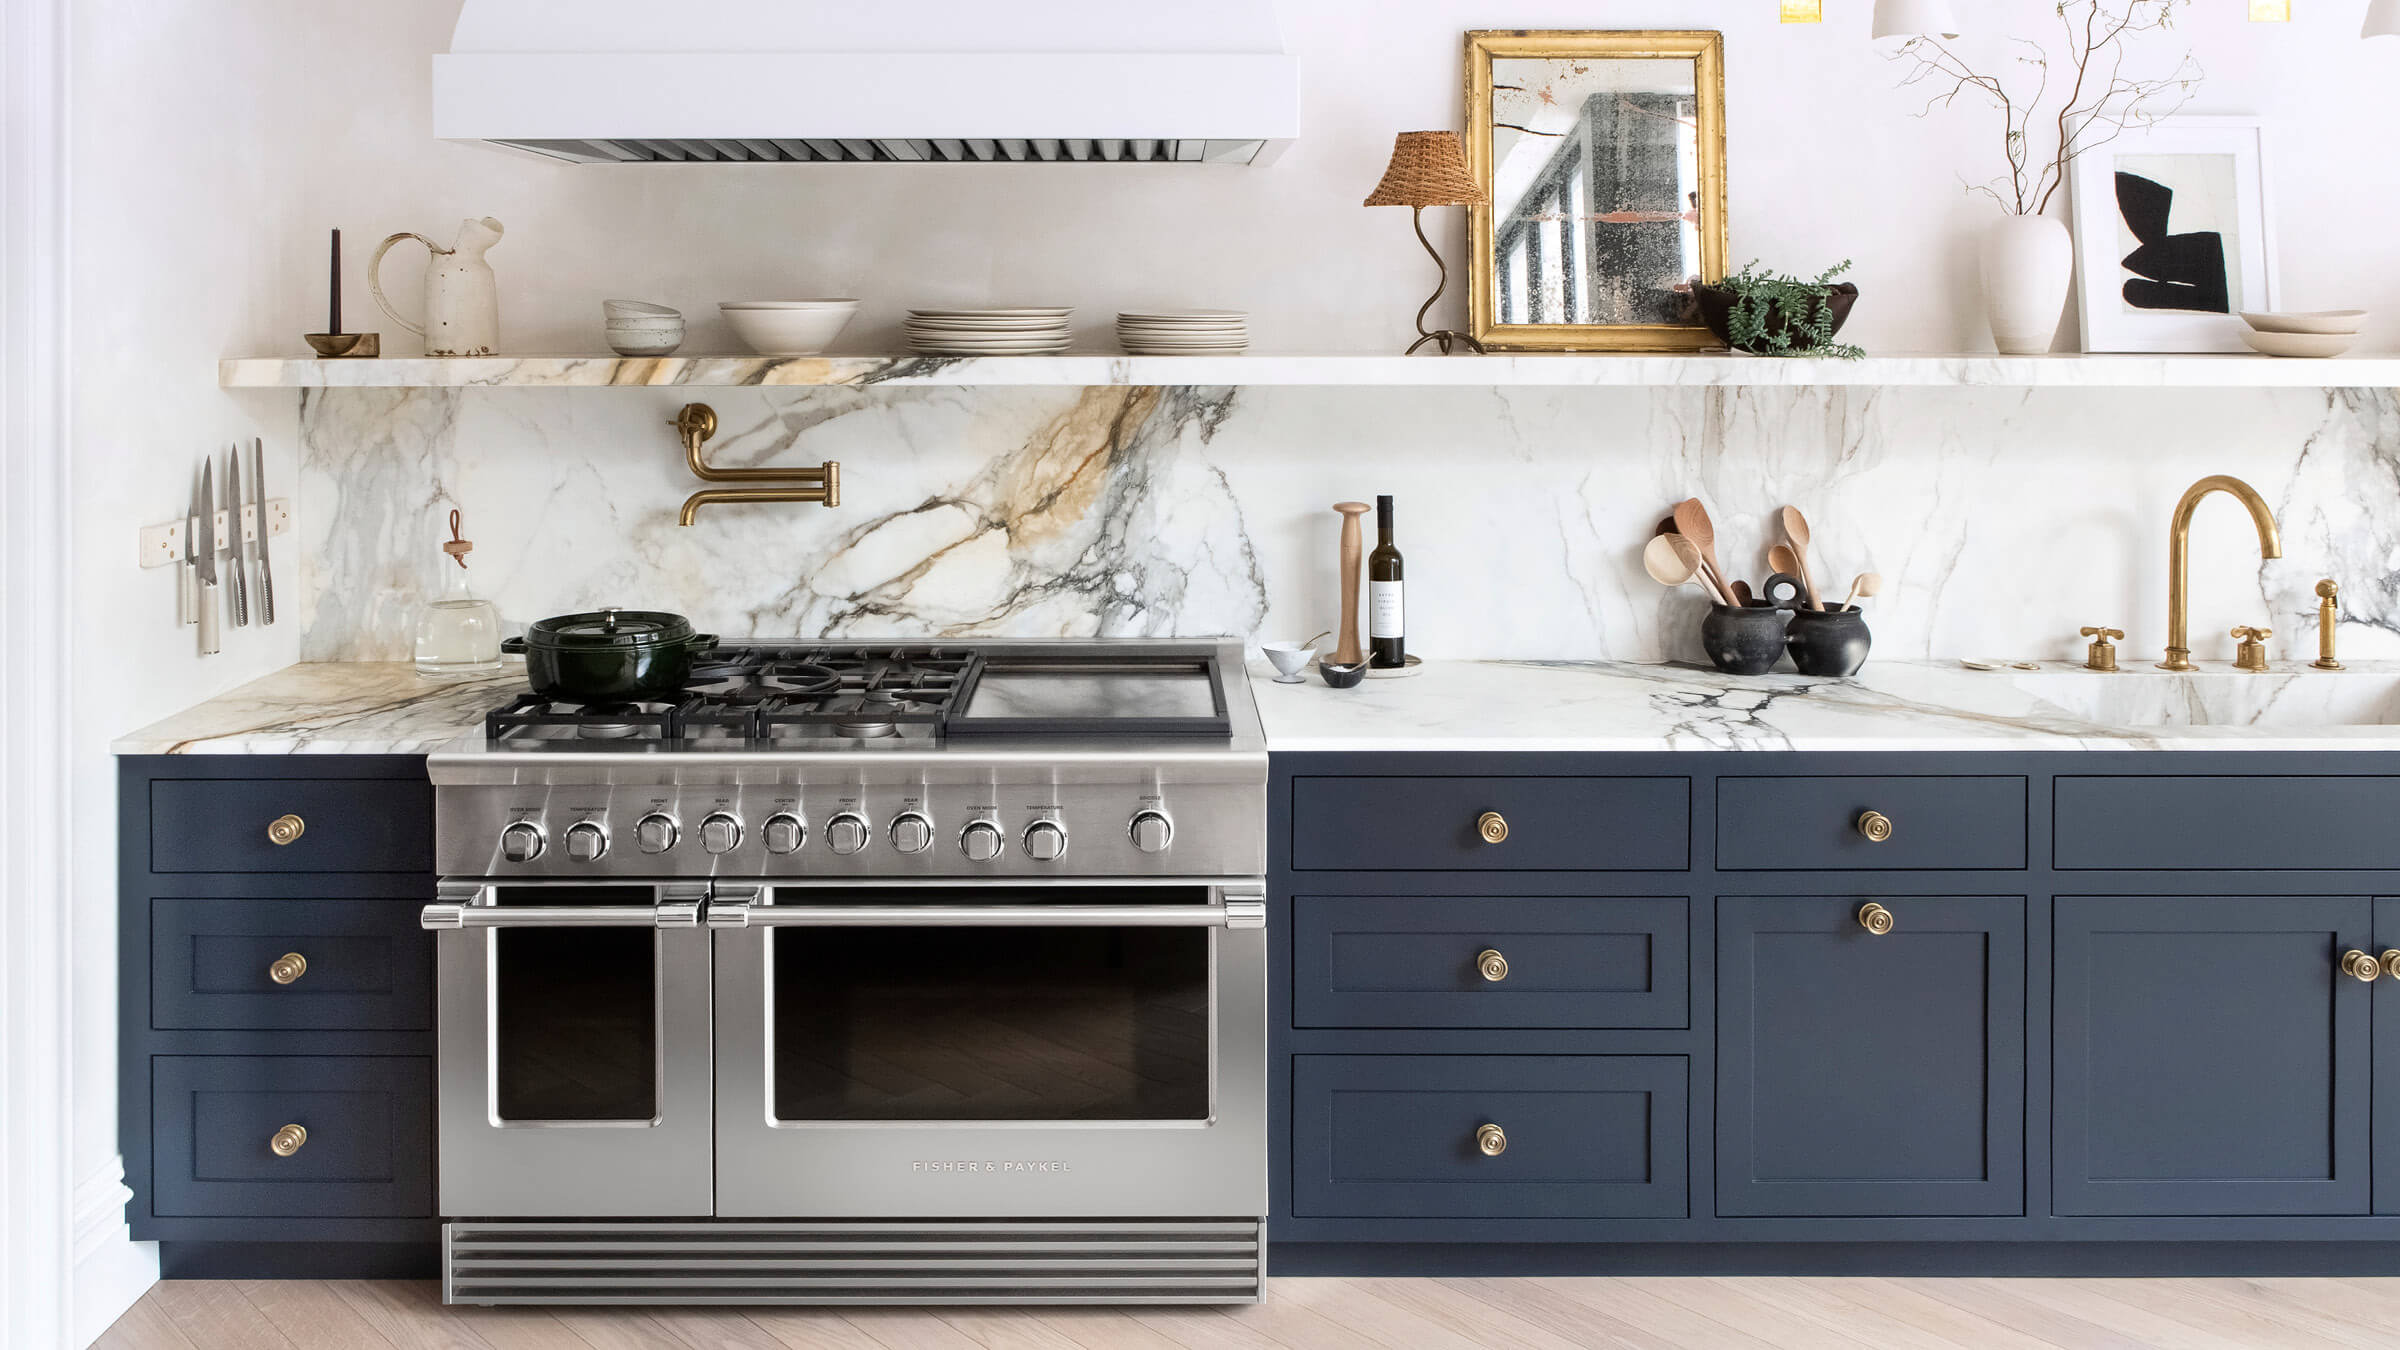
268;952;308;985
269;1124;308;1156
2341;949;2382;983
1477;948;1510;982
266;813;306;847
1475;1123;1508;1157
1857;902;1896;936
1476;811;1509;844
1855;810;1894;843
2382;950;2400;981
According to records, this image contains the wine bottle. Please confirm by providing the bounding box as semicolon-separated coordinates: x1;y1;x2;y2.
1368;494;1405;668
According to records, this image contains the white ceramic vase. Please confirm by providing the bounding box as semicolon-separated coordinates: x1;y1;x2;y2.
1978;213;2073;356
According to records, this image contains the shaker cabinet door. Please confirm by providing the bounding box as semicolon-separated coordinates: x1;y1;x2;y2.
2053;895;2372;1217
1716;896;2025;1217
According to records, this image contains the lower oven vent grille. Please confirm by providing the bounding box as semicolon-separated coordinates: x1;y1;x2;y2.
442;1220;1263;1306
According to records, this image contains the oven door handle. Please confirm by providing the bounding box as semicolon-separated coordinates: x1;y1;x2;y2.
419;902;702;931
707;901;1264;930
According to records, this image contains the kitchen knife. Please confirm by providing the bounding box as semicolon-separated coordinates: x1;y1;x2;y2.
195;459;221;655
251;437;274;626
226;445;250;626
180;467;201;626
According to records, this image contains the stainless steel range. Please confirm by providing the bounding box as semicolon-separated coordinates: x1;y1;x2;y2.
420;639;1266;1305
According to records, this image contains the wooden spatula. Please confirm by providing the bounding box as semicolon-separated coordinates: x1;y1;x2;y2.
1778;505;1824;611
1672;498;1735;606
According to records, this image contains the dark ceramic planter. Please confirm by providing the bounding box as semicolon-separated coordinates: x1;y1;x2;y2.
1695;282;1860;354
1786;604;1872;677
1701;601;1792;676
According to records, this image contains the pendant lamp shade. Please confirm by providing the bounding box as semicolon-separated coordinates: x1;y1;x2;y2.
1873;0;1963;40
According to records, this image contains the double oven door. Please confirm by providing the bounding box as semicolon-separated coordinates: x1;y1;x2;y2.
425;879;1265;1220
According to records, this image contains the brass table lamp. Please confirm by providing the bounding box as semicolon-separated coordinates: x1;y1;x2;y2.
1365;131;1488;355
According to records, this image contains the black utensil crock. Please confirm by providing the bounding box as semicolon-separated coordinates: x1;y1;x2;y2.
1786;604;1872;677
1701;600;1792;676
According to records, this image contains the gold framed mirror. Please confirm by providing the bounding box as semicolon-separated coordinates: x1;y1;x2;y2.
1464;30;1729;351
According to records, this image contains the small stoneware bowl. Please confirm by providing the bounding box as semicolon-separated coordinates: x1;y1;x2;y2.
1317;660;1367;690
1260;642;1316;684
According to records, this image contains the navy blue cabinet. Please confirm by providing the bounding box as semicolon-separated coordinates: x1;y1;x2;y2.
1293;895;1687;1029
120;756;438;1275
1717;895;2025;1217
2053;894;2372;1216
2378;897;2400;1217
1290;776;1689;872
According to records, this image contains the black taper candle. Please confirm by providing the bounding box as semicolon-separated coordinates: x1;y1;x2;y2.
329;228;342;335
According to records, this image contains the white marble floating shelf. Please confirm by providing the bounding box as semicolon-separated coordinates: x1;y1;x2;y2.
219;352;2400;390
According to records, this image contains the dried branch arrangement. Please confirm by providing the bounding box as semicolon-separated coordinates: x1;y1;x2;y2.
1891;0;2203;216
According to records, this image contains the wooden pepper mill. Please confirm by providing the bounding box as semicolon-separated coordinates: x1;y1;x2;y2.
1332;502;1372;665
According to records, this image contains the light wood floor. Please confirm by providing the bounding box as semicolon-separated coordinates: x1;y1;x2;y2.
93;1275;2400;1350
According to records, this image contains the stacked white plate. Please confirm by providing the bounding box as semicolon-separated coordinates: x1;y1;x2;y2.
1116;309;1249;355
2239;310;2368;358
904;307;1073;355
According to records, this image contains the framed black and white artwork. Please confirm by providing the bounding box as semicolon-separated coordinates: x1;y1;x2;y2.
2071;117;2275;353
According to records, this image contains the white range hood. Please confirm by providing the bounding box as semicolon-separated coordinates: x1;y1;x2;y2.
433;0;1299;166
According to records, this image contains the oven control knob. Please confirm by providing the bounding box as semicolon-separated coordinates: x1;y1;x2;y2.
1129;810;1174;855
699;812;743;855
762;813;806;854
960;820;1005;862
1023;820;1068;862
889;812;934;854
826;813;870;855
634;813;678;854
499;821;545;863
563;821;609;863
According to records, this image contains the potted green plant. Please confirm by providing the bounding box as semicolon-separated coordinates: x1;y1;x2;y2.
1696;261;1863;359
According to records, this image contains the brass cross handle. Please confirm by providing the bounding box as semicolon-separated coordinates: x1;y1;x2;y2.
1476;812;1509;844
269;1124;308;1156
2079;627;2124;672
1858;902;1895;936
268;952;308;985
1476;948;1509;982
2340;949;2381;983
1475;1123;1508;1156
2232;626;2272;673
266;813;306;846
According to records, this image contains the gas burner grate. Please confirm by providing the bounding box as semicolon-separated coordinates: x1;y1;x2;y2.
481;646;983;745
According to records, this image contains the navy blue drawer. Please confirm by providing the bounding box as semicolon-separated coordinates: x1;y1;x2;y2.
1290;1055;1687;1219
150;898;431;1031
150;777;431;874
1717;776;2026;871
151;1055;433;1218
1291;777;1689;872
1292;896;1688;1029
2056;777;2400;871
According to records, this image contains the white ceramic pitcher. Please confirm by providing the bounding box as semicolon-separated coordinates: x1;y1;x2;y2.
370;217;503;357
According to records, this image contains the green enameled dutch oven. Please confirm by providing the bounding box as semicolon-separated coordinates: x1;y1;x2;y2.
501;607;717;701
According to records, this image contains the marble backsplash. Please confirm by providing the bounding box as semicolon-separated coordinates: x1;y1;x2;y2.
296;382;2400;667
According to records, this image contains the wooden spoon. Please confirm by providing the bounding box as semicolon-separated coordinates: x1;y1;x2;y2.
1672;498;1734;604
1840;572;1885;611
1664;533;1732;604
1730;579;1755;607
1646;534;1729;605
1768;543;1805;584
1778;505;1824;611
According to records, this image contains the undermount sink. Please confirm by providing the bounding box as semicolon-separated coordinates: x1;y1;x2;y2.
2006;665;2400;729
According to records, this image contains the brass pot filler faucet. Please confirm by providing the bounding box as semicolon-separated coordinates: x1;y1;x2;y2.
670;402;840;526
2078;474;2341;674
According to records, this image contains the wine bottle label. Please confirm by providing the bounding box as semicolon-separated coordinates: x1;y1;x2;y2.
1370;581;1405;639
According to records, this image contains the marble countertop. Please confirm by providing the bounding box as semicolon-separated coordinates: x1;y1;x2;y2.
113;659;2400;756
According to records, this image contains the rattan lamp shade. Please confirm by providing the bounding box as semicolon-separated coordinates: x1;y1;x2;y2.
1364;131;1486;208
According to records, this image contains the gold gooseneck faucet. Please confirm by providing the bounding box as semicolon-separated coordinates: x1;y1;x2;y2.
2160;475;2281;672
672;403;840;526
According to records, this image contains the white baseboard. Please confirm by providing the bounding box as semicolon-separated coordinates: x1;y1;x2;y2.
70;1158;152;1348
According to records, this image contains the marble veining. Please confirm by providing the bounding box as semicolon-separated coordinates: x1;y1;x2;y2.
112;664;522;755
292;382;2400;669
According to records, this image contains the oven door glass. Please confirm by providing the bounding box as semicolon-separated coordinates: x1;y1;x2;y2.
491;888;659;1121
770;919;1210;1122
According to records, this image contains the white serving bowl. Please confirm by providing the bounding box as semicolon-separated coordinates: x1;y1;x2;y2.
719;301;858;355
2240;328;2356;359
2241;310;2368;336
605;325;684;357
